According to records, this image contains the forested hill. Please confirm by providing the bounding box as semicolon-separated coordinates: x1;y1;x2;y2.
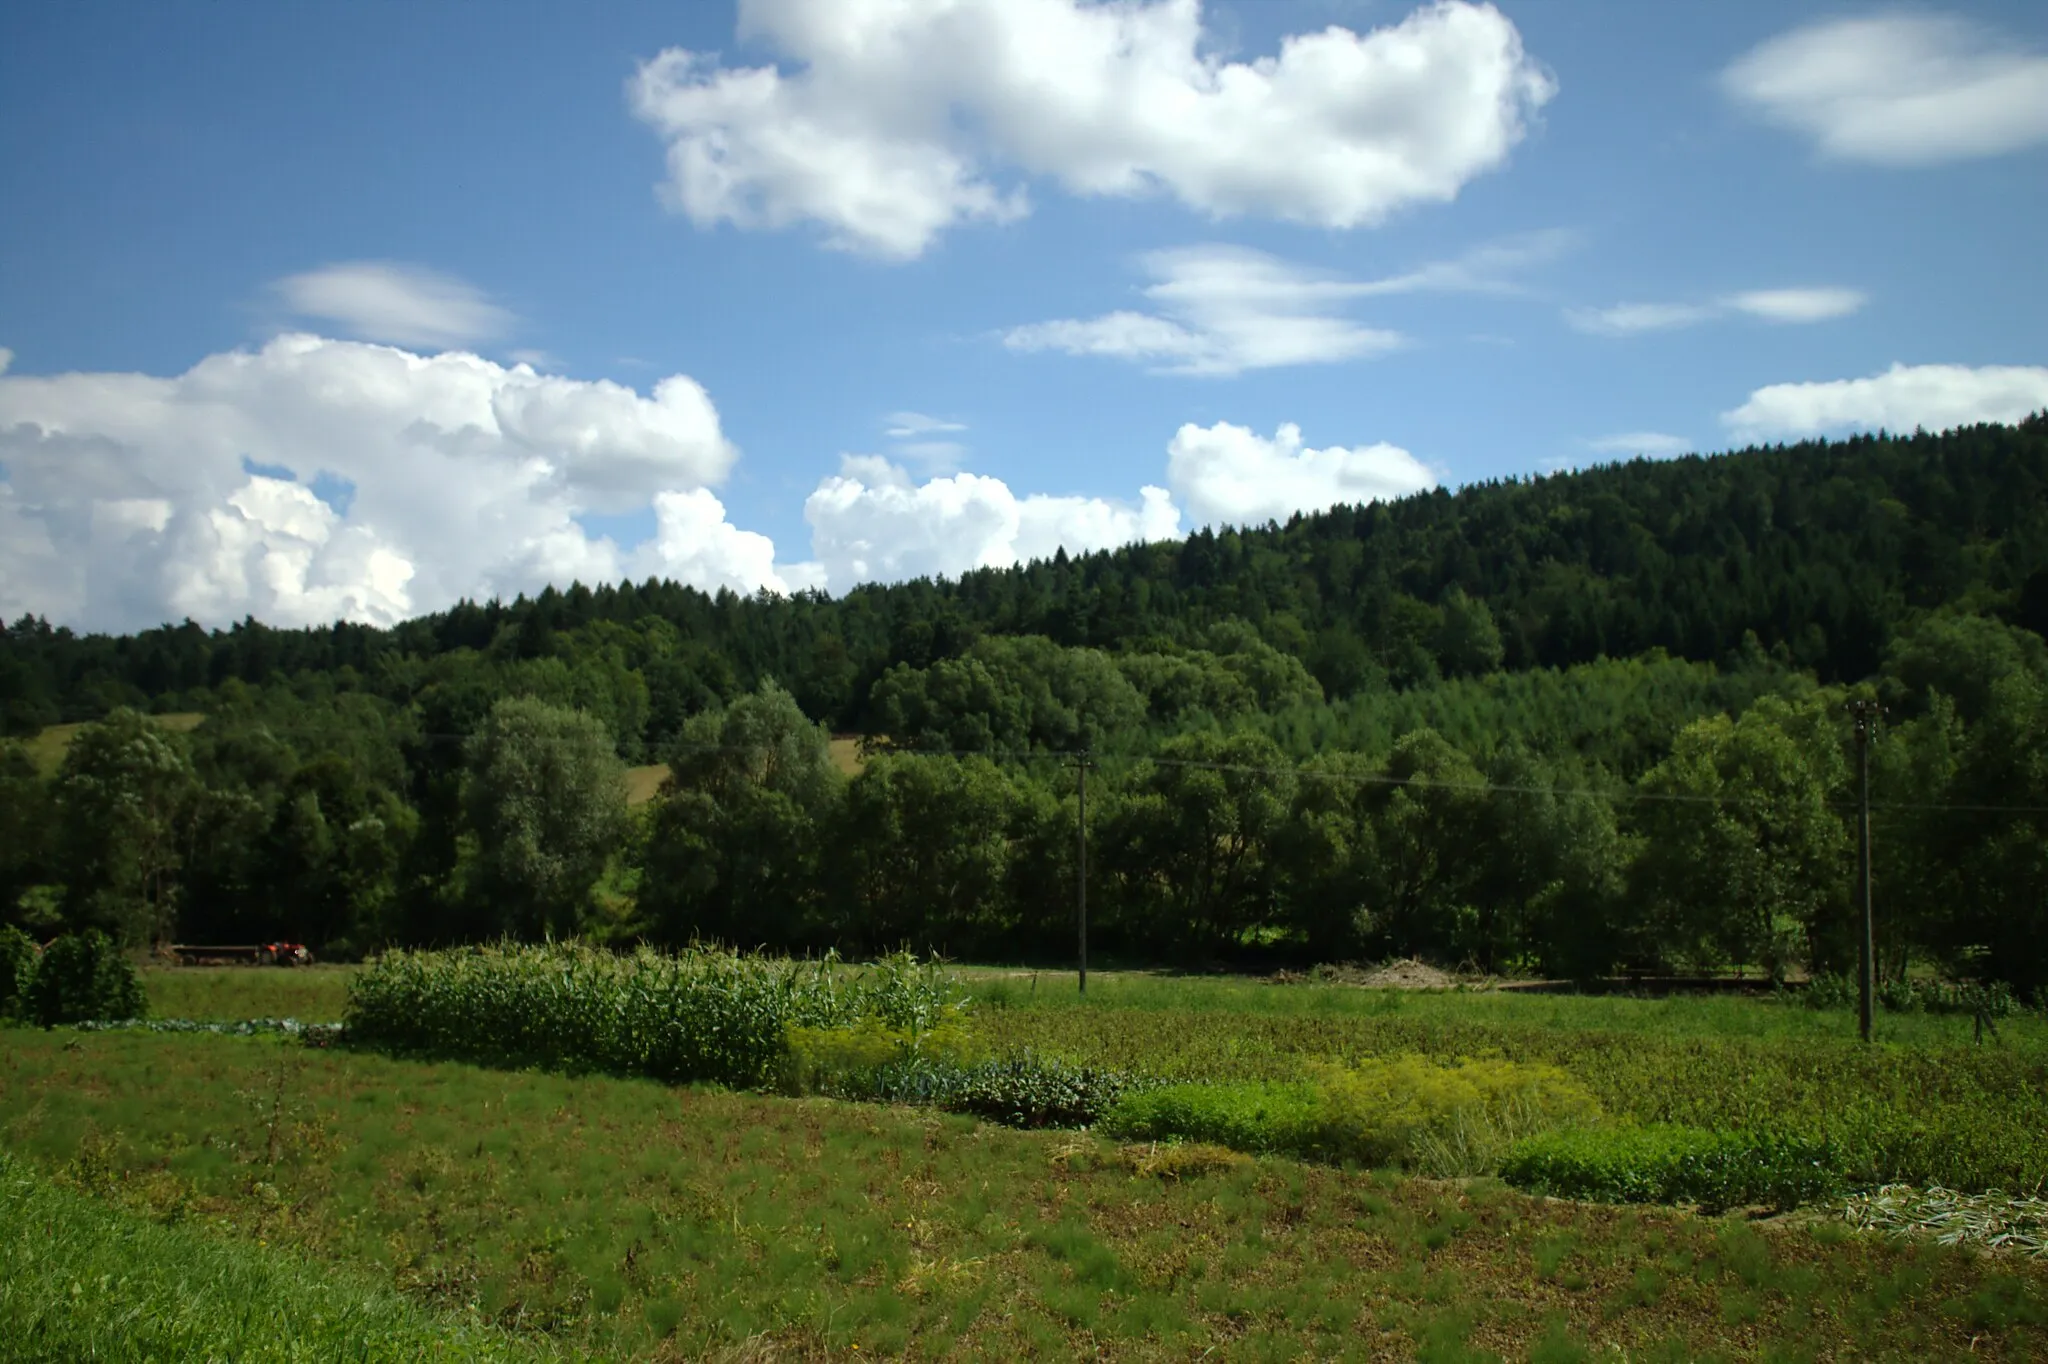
6;415;2048;734
12;416;2048;991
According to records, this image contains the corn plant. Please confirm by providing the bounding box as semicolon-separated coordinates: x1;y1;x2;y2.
343;943;966;1088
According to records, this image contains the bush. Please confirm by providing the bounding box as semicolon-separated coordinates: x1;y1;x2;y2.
1803;972;2029;1018
1500;1123;1843;1212
21;930;146;1028
933;1054;1141;1128
1101;1054;1601;1173
0;925;35;1019
823;1050;1141;1128
343;943;965;1088
1103;1080;1328;1157
1313;1054;1602;1175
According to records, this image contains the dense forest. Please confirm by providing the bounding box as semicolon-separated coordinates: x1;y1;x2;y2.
6;416;2048;992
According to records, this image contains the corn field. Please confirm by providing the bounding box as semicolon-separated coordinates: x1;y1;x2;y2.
343;942;965;1087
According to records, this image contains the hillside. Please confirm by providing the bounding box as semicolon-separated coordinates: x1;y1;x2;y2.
6;418;2048;993
4;417;2045;738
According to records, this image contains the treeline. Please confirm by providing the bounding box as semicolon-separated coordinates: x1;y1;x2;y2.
6;418;2048;992
7;609;2048;994
7;418;2048;737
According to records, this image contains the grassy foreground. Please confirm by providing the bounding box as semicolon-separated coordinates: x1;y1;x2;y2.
3;1027;2046;1359
0;1150;558;1362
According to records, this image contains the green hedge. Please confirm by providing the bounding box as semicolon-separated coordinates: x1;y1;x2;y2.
1499;1124;1844;1212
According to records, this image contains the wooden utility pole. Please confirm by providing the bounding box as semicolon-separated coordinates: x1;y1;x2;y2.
1074;751;1094;995
1848;699;1883;1043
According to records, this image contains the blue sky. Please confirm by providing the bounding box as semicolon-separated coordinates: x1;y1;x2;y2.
3;0;2046;633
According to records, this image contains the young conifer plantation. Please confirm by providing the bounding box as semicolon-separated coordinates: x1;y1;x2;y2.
6;420;2048;1358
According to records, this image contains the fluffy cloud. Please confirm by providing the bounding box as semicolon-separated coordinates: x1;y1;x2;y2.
1568;287;1865;336
1721;362;2048;440
630;0;1554;258
1167;420;1436;526
801;418;1430;591
274;262;517;349
1723;14;2048;166
0;335;793;632
804;455;1179;588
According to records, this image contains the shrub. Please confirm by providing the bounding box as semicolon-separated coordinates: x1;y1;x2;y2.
1803;972;2029;1018
932;1054;1140;1128
344;943;965;1088
1500;1123;1843;1212
1101;1054;1601;1173
847;1052;1140;1128
22;931;146;1028
1313;1054;1602;1175
1102;1081;1328;1157
0;925;35;1019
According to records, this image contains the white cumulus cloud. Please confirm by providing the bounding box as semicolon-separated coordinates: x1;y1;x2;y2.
629;0;1555;258
1722;362;2048;441
1167;420;1436;526
0;334;801;632
800;417;1431;591
804;455;1180;589
1723;14;2048;166
274;262;518;349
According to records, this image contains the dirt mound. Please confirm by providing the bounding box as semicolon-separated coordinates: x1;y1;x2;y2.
1355;958;1458;990
1271;959;1460;990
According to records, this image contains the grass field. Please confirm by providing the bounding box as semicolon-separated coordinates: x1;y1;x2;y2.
142;965;357;1022
21;711;204;775
10;963;2035;1357
963;975;2048;1196
5;1025;2046;1359
0;1150;557;1362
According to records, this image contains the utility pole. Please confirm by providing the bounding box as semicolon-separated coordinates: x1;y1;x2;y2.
1848;699;1883;1043
1073;751;1095;995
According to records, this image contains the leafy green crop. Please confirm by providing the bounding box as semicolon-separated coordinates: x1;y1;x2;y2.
1500;1124;1843;1212
343;943;964;1087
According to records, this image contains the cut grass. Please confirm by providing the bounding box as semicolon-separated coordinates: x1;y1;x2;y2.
1;1029;2045;1359
0;1148;562;1362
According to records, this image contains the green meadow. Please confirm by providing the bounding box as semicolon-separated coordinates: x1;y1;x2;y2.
0;963;2041;1358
